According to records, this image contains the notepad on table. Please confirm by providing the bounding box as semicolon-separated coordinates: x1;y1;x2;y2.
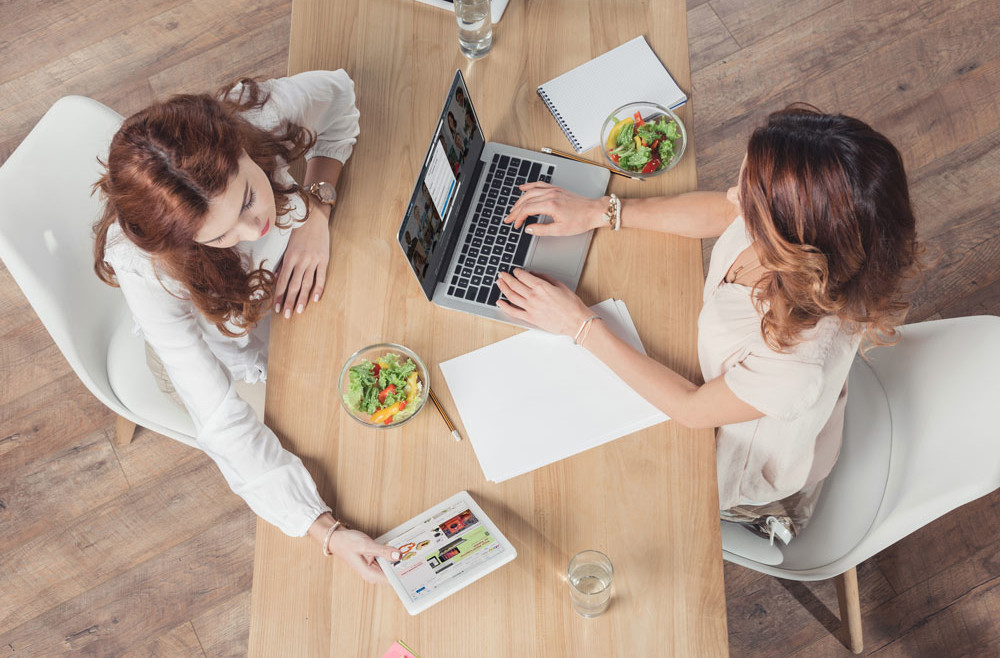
439;299;668;483
537;35;688;153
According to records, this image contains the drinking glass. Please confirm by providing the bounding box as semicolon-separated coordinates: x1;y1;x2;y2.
455;0;492;59
568;550;614;617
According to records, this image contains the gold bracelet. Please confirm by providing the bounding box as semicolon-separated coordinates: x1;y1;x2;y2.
322;519;345;556
573;314;600;345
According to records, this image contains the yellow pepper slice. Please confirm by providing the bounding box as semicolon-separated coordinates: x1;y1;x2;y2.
605;117;633;151
405;373;419;403
371;401;403;425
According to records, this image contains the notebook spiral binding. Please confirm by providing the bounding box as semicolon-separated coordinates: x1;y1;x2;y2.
537;87;584;153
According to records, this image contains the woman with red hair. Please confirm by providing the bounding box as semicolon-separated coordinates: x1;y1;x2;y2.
500;106;921;540
94;71;398;581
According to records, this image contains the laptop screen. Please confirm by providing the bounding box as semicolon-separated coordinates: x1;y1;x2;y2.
398;70;486;299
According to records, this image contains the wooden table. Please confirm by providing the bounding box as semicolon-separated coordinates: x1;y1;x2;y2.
250;1;729;656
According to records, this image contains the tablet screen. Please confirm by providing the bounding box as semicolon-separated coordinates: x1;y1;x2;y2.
377;492;515;613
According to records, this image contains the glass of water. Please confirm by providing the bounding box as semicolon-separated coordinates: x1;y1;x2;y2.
455;0;493;59
568;550;614;618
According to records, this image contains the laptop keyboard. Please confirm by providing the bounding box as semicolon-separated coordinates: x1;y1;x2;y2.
447;154;554;306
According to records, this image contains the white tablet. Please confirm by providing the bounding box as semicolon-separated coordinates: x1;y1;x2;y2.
376;491;517;615
412;0;510;24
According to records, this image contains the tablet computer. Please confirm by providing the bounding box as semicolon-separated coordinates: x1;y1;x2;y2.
376;491;517;615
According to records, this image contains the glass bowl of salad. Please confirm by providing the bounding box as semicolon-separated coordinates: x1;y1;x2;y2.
338;343;429;429
600;102;687;178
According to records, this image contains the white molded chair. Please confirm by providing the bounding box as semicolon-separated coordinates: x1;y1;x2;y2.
721;315;1000;653
0;96;203;447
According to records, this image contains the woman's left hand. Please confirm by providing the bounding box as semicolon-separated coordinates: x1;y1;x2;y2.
274;209;331;318
495;269;593;336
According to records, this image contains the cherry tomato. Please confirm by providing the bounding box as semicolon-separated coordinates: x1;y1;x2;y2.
633;110;645;127
611;154;620;164
399;401;407;410
384;416;394;425
641;158;662;174
378;383;397;404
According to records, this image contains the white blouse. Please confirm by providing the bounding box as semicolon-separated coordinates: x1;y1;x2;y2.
102;70;360;536
698;216;862;510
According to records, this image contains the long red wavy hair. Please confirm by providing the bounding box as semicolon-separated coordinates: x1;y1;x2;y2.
740;106;921;351
93;79;315;336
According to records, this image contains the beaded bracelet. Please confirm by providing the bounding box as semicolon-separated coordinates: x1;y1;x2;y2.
322;520;345;556
603;193;621;231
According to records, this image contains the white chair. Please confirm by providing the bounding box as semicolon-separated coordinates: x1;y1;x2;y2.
0;96;202;447
720;315;1000;653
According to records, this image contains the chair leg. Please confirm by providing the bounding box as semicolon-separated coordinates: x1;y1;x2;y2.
834;566;864;654
114;415;137;447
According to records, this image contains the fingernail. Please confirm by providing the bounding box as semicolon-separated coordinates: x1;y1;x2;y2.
313;293;320;302
296;304;304;314
392;551;401;560
274;304;280;313
526;227;533;234
284;308;291;319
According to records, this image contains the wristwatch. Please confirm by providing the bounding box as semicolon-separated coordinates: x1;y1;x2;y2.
306;181;337;206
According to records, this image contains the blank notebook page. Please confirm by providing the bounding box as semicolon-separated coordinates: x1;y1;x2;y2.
440;299;669;483
537;35;687;153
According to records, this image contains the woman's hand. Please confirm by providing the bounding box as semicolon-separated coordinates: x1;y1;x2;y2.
274;207;331;319
495;269;593;336
328;527;400;584
503;183;608;237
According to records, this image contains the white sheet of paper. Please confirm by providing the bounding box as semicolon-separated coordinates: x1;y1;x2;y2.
439;299;669;482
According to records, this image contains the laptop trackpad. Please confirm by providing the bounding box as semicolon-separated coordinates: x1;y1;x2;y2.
528;230;590;286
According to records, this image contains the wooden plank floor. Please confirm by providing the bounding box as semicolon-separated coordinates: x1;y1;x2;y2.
1;0;997;655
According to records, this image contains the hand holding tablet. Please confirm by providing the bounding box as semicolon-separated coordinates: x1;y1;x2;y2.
376;491;517;615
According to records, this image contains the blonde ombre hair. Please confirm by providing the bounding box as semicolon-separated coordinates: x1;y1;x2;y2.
740;105;921;352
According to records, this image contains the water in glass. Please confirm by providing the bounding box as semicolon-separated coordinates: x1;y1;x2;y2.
569;560;613;617
455;0;492;59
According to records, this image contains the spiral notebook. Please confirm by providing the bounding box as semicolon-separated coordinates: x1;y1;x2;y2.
537;36;687;153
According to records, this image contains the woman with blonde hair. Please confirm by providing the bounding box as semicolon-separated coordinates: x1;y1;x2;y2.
500;106;920;539
94;71;398;580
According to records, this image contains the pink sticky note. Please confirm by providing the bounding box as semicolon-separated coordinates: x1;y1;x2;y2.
382;640;418;658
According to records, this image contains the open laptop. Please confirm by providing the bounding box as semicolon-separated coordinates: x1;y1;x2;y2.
397;70;610;327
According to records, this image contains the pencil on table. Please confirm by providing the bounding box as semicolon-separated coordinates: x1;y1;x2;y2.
428;388;462;442
542;147;644;182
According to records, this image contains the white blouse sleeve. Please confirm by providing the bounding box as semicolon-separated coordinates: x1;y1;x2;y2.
114;265;330;536
257;69;361;163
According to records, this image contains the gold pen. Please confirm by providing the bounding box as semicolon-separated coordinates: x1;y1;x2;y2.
428;388;462;442
542;147;644;182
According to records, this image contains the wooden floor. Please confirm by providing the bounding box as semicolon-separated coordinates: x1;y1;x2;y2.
1;0;997;655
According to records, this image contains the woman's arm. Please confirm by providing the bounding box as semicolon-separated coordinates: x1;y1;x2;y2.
495;268;763;429
113;262;396;581
577;317;763;428
503;183;740;239
263;70;360;317
273;156;342;318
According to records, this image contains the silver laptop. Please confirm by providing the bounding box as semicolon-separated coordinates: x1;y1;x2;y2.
397;70;609;327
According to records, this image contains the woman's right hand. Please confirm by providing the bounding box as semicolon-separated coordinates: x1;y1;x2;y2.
503;182;608;237
328;527;400;584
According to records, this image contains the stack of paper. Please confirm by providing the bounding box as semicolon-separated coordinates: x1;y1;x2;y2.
440;299;668;483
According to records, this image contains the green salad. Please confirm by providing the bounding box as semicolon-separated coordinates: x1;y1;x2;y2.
344;353;423;425
605;111;682;174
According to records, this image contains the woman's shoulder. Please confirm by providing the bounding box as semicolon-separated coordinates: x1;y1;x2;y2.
226;70;355;130
102;223;184;295
103;222;153;276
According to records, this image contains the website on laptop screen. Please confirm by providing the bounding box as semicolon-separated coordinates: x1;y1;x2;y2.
399;72;485;298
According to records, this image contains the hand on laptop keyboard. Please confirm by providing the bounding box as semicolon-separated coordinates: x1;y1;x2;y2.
494;268;594;337
503;182;609;236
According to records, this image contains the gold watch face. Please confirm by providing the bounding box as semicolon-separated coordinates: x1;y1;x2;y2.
310;182;337;205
